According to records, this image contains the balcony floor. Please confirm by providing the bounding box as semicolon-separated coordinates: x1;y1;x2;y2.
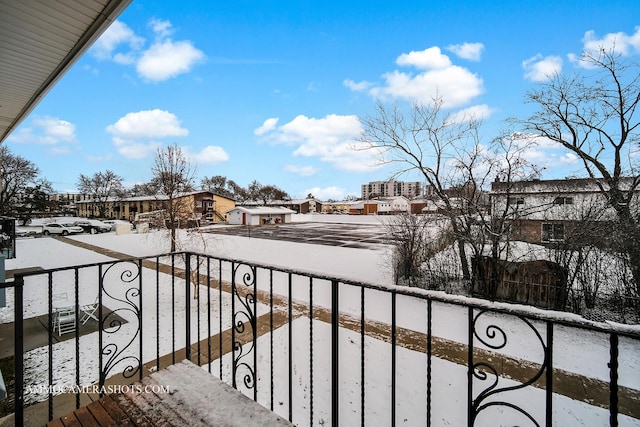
45;359;292;427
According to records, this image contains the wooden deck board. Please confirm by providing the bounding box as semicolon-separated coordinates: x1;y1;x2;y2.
110;393;157;427
58;411;82;427
97;395;134;426
85;399;116;426
71;406;97;426
46;360;293;426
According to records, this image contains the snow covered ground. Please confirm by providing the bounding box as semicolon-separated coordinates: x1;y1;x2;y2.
2;215;639;426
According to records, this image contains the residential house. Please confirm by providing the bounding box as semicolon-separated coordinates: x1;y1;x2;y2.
321;200;357;213
410;198;442;214
226;206;296;225
489;177;640;245
347;196;411;215
348;200;380;215
280;198;322;214
378;196;411;214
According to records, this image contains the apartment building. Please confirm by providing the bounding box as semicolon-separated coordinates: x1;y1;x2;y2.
75;191;235;224
489;177;640;244
361;179;423;200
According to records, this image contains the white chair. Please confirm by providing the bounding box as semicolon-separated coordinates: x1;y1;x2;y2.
52;292;69;304
52;292;77;335
54;306;76;335
80;296;99;324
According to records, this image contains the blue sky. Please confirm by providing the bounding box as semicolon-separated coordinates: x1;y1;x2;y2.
6;0;640;200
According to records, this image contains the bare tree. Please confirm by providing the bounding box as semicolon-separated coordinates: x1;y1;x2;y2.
16;179;54;224
360;99;484;281
151;143;197;252
518;49;640;298
360;100;546;294
129;181;161;196
201;175;234;198
226;180;247;203
256;184;289;205
77;170;124;217
247;180;263;203
453;132;542;299
0;146;41;217
385;213;435;287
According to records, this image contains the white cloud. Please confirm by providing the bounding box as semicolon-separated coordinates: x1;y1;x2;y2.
446;42;484;61
185;145;229;164
136;39;205;82
343;79;374;91
568;27;640;68
509;133;580;170
522;54;563;82
255;114;381;172
284;165;320;176
111;137;160;159
254;118;279;136
7;116;77;147
91;18;204;82
149;18;174;39
91;20;144;61
370;67;483;108
106;109;188;139
301;186;349;200
582;27;640;56
448;104;495;123
113;52;137;65
363;46;484;108
396;47;452;69
106;110;188;159
32;117;77;143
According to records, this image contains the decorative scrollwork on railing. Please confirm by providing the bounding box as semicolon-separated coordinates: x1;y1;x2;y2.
99;261;142;385
231;262;257;393
470;309;548;426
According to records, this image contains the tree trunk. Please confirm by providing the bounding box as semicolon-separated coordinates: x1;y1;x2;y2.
614;204;640;299
451;219;471;281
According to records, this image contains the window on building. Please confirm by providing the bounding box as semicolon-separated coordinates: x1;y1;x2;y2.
508;196;525;205
542;223;565;242
553;196;573;205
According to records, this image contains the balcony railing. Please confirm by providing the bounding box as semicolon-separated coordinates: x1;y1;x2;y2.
0;251;639;426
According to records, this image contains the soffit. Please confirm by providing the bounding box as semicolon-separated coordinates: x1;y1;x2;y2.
0;0;132;143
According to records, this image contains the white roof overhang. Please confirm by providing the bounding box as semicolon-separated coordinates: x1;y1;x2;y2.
0;0;132;143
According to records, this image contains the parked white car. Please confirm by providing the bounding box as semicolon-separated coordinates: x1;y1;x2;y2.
74;219;112;234
42;223;84;236
102;219;135;231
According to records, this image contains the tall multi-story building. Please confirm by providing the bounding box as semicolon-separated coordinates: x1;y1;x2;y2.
361;179;423;199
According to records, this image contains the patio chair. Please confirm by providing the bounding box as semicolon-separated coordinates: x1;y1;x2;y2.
80;296;99;324
54;306;76;335
53;292;69;304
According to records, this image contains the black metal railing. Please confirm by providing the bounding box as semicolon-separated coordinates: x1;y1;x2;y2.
1;251;639;426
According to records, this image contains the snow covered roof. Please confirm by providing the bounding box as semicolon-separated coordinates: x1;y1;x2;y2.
227;206;296;215
491;177;640;195
75;191;234;204
286;198;319;204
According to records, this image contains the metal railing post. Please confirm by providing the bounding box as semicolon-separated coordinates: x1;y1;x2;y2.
545;322;554;426
391;290;396;427
331;279;339;426
185;253;191;362
13;275;24;425
610;333;619;427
